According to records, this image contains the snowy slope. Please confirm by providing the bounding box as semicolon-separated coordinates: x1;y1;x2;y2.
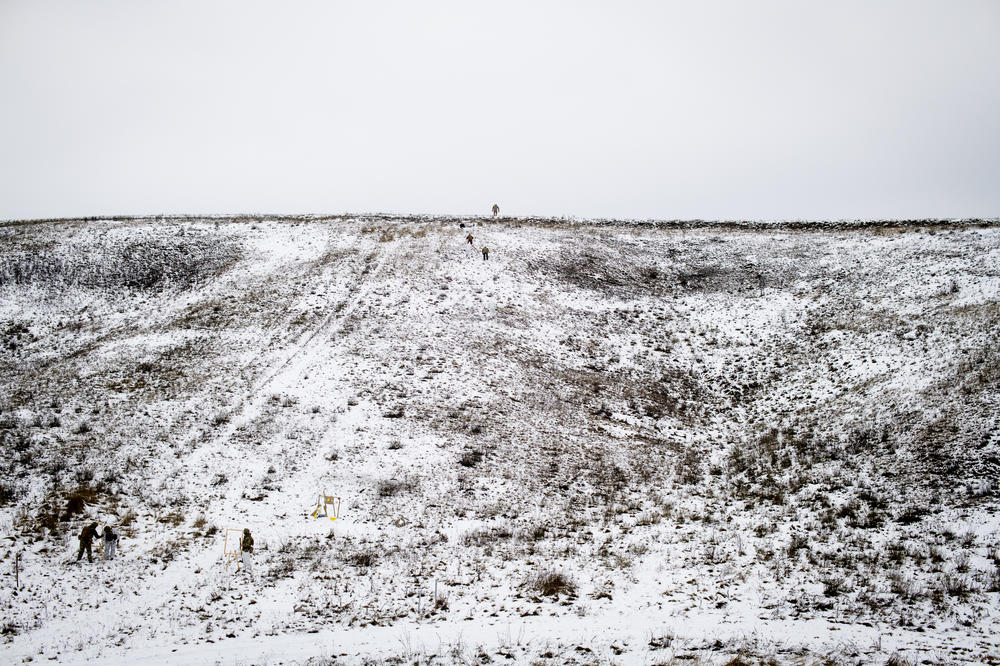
1;215;998;665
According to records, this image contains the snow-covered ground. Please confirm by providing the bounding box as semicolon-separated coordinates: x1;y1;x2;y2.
1;215;998;665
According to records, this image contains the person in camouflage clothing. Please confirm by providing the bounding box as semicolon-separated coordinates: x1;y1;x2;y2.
240;528;254;573
76;522;99;563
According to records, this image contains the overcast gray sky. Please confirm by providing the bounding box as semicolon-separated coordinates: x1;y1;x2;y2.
1;1;998;221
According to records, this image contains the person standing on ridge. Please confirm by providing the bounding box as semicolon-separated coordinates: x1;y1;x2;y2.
492;203;500;217
76;522;99;563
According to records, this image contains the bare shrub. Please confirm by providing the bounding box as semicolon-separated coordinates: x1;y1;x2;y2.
342;548;378;568
634;510;661;526
458;448;483;467
377;476;418;497
268;551;297;581
787;532;808;558
0;481;16;506
648;631;673;650
987;567;1000;593
64;485;99;518
940;573;972;599
158;511;185;526
516;524;548;541
525;569;576;597
74;467;95;484
461;525;512;547
822;574;848;597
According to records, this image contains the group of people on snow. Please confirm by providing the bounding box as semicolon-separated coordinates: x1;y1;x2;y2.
75;522;254;572
72;206;503;571
76;522;119;563
457;204;501;259
465;232;489;260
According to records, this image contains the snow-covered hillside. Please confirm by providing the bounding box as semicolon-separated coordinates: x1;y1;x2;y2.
1;215;998;665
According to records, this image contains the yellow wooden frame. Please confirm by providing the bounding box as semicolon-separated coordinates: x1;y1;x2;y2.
223;528;245;569
311;493;341;520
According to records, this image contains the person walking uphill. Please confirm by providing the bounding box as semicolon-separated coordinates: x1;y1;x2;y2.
240;528;254;573
102;526;119;561
481;246;489;260
466;232;474;245
76;522;99;563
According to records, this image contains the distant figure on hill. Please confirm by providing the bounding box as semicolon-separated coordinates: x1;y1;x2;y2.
240;528;254;573
482;246;489;260
466;232;474;245
492;203;499;217
102;526;119;561
77;522;99;563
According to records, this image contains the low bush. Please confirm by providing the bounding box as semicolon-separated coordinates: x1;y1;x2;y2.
458;449;483;467
525;569;576;597
377;476;418;497
64;485;99;518
342;549;378;568
461;525;512;547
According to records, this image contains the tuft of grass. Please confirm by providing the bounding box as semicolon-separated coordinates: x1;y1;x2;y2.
377;476;418;497
525;569;576;597
342;549;378;568
461;526;512;547
158;511;185;526
0;481;16;506
821;574;848;597
64;485;99;518
458;448;483;467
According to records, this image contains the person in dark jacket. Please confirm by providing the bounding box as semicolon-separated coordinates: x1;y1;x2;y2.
466;233;474;245
77;522;99;562
240;528;254;573
102;526;119;561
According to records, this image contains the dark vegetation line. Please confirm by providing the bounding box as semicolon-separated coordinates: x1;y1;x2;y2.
2;212;998;231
